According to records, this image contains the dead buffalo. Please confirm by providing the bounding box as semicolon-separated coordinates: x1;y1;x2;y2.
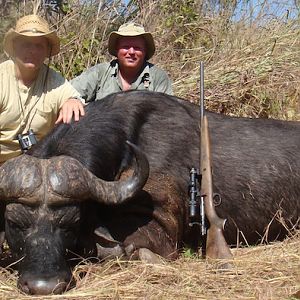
0;90;299;295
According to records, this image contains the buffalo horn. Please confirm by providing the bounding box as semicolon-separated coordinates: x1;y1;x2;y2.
0;154;42;202
0;141;149;205
85;141;149;204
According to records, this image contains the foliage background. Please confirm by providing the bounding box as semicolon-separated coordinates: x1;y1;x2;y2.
1;0;300;120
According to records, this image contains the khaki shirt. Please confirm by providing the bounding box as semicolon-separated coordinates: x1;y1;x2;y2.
71;60;173;102
0;60;80;163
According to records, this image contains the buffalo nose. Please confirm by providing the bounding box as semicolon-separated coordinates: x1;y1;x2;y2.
18;275;73;295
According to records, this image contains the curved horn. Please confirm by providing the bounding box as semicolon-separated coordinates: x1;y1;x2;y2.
48;141;149;205
0;142;149;205
88;141;149;204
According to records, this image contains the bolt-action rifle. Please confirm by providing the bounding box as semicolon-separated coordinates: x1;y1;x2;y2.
189;62;232;260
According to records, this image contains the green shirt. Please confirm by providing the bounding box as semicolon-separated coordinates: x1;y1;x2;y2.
71;59;173;102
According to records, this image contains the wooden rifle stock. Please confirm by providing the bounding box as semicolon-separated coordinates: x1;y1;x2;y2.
200;115;233;260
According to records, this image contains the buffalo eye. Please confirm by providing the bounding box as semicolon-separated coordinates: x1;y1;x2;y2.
5;204;33;230
53;206;81;233
6;218;25;231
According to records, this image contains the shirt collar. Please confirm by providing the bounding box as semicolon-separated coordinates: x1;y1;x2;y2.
110;60;150;77
110;60;151;89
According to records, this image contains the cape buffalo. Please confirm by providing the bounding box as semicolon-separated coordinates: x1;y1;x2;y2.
0;90;299;295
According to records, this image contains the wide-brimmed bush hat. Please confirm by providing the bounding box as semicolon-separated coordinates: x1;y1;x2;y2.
3;14;60;57
108;22;155;60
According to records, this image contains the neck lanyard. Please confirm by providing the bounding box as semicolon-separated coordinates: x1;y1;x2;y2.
15;67;47;133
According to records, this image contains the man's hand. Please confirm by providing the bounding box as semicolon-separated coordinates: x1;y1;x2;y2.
55;98;85;124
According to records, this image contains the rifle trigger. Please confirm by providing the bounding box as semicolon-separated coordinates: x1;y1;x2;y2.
188;221;202;227
213;193;222;206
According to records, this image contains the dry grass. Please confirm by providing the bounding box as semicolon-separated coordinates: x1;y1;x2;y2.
1;1;300;120
0;232;298;300
154;16;300;120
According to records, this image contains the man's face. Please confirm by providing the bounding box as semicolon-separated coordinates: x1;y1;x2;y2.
116;36;147;71
13;35;50;71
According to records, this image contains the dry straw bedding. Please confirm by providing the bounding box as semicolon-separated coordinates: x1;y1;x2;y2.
0;232;298;300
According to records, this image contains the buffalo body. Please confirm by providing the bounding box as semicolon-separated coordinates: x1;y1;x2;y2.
1;90;299;294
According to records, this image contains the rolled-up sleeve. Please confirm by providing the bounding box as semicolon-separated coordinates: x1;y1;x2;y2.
148;64;173;95
56;81;82;108
153;70;173;95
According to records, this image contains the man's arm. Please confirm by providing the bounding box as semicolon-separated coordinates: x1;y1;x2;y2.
52;77;86;124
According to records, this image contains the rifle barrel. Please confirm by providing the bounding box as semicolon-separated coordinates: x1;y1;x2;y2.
200;61;204;126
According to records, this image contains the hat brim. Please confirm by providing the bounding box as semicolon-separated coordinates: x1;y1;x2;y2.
108;31;155;60
3;29;60;57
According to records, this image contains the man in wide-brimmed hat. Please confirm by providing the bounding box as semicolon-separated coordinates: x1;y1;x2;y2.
71;22;172;102
0;14;85;163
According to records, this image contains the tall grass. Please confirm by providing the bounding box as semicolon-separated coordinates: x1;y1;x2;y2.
1;0;300;119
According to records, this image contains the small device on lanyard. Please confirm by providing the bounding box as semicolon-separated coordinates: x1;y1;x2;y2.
17;129;37;152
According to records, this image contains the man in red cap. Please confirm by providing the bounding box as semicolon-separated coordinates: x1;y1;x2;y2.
71;22;172;102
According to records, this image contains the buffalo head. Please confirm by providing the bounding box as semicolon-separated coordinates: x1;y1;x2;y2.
0;142;149;295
